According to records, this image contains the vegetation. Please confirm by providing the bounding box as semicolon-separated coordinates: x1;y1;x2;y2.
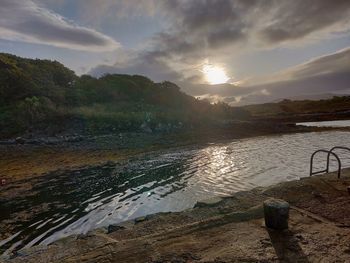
3;53;349;138
0;53;248;138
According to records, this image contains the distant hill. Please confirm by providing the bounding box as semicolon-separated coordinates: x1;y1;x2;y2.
0;53;249;138
272;93;350;103
243;96;350;117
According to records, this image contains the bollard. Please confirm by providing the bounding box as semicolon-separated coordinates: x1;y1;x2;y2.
263;198;289;230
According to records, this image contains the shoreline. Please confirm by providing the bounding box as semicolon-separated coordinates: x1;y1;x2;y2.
2;169;350;262
1;123;349;183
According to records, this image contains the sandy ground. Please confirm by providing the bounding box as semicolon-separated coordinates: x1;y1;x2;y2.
2;169;350;262
0;146;137;183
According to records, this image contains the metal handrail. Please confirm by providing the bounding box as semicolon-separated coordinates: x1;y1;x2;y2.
310;149;341;178
326;146;350;174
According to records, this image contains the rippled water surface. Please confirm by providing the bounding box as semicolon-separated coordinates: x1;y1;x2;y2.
1;131;350;254
297;119;350;127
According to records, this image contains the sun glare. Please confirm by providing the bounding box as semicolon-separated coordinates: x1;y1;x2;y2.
202;64;229;85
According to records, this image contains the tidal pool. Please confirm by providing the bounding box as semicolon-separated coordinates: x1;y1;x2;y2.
1;131;350;255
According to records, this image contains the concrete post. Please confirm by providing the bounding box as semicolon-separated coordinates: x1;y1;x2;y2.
263;198;289;230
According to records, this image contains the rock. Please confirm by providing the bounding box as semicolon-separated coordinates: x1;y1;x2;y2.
117;221;135;228
155;123;165;132
260;238;272;247
16;245;47;257
0;254;10;261
107;224;125;234
194;196;223;208
106;161;115;166
263;198;289;230
312;191;322;198
344;248;350;254
295;234;304;240
15;137;25;144
140;122;152;133
134;216;147;223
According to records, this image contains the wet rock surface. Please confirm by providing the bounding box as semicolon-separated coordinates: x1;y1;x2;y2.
1;170;350;262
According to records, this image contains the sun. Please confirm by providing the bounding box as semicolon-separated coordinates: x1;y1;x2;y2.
202;64;229;85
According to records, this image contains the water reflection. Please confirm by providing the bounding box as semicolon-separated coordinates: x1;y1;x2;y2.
0;153;196;253
1;131;350;254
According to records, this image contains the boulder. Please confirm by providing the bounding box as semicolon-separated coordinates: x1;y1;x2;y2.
194;196;223;208
15;137;25;144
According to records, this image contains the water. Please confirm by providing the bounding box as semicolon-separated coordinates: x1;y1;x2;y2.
1;131;350;255
297;119;350;127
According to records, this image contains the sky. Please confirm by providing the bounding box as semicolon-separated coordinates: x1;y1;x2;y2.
1;0;350;105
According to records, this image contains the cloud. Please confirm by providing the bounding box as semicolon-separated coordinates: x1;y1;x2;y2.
89;46;350;106
282;47;350;80
147;0;350;60
0;0;120;51
252;48;350;97
182;47;350;105
89;50;181;82
246;47;350;85
258;0;350;44
35;0;159;27
89;0;350;83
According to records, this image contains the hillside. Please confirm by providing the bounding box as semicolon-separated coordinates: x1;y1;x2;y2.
244;97;350;119
0;53;248;138
2;53;350;139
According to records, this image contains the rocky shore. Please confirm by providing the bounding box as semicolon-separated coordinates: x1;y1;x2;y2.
0;120;337;147
1;169;350;262
1;123;350;262
1;122;347;184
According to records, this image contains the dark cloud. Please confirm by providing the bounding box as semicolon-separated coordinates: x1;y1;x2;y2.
166;0;238;33
155;0;248;57
0;0;119;51
152;0;350;58
259;0;350;44
207;28;245;49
